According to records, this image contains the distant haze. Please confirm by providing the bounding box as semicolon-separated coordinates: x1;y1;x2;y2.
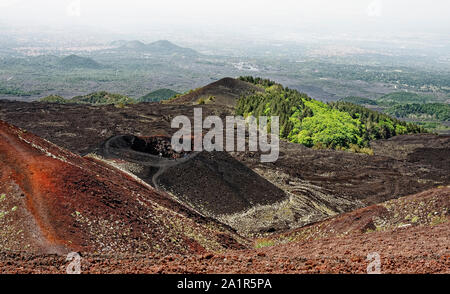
0;0;449;45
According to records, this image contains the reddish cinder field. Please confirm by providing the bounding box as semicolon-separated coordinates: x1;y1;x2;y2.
0;116;448;274
0;120;246;256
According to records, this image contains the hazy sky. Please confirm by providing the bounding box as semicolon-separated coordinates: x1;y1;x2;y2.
1;0;449;38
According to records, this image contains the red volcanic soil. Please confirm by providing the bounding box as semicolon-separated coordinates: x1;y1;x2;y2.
0;120;246;255
0;212;448;274
0;118;448;274
94;187;448;274
1;178;448;273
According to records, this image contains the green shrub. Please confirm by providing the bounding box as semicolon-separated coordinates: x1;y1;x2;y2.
255;239;276;248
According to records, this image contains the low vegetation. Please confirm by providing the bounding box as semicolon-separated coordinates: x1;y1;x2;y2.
340;96;378;105
338;92;449;133
0;85;40;96
254;239;276;249
386;103;450;121
197;96;216;105
40;92;136;105
39;95;67;104
138;89;179;102
377;92;431;105
72;91;136;105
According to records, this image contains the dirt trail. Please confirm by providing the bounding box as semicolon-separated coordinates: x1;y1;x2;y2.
0;126;69;254
0;120;248;256
100;135;199;189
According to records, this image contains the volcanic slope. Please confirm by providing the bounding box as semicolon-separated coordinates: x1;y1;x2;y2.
0;120;247;255
93;131;450;235
1;186;448;273
94;135;289;221
167;77;263;107
1;100;449;235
